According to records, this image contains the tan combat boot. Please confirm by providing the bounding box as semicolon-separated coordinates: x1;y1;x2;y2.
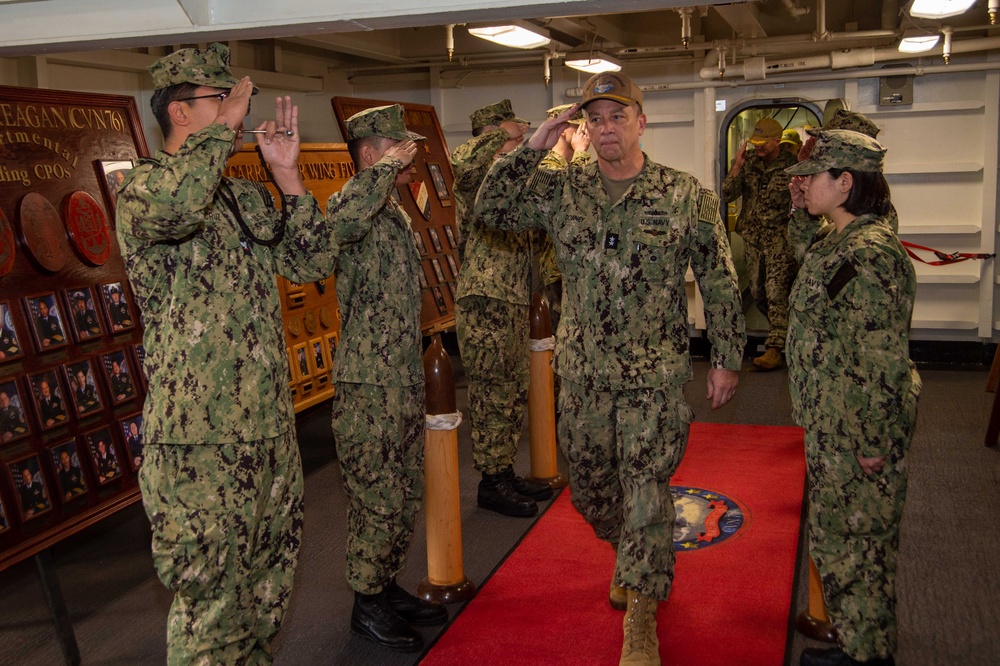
609;583;627;611
753;347;783;371
619;589;660;665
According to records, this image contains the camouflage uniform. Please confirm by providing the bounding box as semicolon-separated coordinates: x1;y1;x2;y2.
475;145;745;599
785;131;921;662
722;149;798;349
329;105;426;594
452;101;534;475
116;43;338;665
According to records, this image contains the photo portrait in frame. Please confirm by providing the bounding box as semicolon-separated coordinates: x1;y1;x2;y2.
102;349;137;404
413;231;428;256
86;426;121;484
49;440;88;502
292;342;309;381
0;301;25;363
442;224;458;251
428;228;444;253
309;337;328;376
426;162;451;206
64;286;105;341
0;377;30;443
431;286;448;316
446;254;460;281
418;269;428;289
24;292;68;351
66;358;104;417
97;159;135;212
324;332;339;370
120;413;144;471
100;281;135;332
29;369;68;431
430;258;445;283
10;456;52;521
0;495;9;534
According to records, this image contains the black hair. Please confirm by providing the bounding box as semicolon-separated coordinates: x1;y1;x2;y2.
347;135;389;170
149;82;201;141
828;168;891;218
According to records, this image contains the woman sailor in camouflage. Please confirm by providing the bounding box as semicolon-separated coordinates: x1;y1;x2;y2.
786;130;920;666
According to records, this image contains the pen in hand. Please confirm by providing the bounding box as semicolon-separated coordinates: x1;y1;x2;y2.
243;129;295;136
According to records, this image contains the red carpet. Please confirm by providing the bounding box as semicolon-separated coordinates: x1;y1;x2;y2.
421;423;806;665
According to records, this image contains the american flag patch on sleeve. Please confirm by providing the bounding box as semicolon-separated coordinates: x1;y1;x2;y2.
697;188;721;224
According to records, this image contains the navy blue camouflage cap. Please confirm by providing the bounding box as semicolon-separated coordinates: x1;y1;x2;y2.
470;99;528;132
346;104;426;142
785;129;886;175
546;103;584;124
149;42;257;94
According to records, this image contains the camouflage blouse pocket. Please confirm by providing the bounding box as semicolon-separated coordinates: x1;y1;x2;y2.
631;215;683;281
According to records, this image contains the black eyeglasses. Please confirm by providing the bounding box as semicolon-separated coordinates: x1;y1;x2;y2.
176;91;250;114
176;92;230;103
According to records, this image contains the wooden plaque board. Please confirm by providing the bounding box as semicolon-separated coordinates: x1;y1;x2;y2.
331;97;459;335
224;144;350;413
0;85;149;571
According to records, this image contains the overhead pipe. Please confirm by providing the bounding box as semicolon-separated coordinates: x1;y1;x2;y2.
699;35;1000;81
445;24;455;61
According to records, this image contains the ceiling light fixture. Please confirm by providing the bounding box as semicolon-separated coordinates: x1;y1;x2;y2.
898;30;941;53
467;21;551;49
564;51;622;74
908;0;976;19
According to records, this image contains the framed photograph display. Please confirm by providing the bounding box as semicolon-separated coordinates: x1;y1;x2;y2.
442;224;458;251
100;281;136;333
324;332;338;369
10;456;52;521
24;292;68;351
85;426;121;485
102;349;137;404
49;440;88;502
119;414;144;472
430;258;445;283
96;159;135;213
427;228;444;253
413;231;428;256
0;496;8;534
63;286;105;342
66;358;104;418
446;255;460;281
28;370;69;431
426;162;452;206
431;286;447;316
309;337;328;376
292;343;309;381
0;301;24;362
0;377;30;444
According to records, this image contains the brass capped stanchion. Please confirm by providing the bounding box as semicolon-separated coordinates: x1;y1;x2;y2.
796;556;838;643
526;294;566;488
418;334;476;604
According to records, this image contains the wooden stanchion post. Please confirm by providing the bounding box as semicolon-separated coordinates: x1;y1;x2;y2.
418;334;476;604
527;294;566;488
795;556;838;643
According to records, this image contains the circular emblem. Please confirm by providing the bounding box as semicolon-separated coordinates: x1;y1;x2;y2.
64;190;112;266
303;310;318;334
319;305;334;329
0;208;15;277
671;486;747;552
18;192;69;273
287;317;302;338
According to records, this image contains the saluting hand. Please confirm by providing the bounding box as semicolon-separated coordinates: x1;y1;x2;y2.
570;122;591;153
527;104;581;152
384;140;419;169
216;77;254;133
256;96;306;195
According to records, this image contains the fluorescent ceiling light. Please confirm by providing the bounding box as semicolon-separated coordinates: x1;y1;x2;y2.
898;31;941;52
468;22;551;49
908;0;977;19
565;52;622;74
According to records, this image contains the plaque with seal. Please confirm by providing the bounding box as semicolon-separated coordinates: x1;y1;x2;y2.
64;190;113;266
0;208;15;277
18;192;69;273
303;310;318;335
408;180;433;221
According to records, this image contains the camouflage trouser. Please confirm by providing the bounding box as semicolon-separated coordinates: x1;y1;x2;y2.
557;377;691;600
746;237;797;350
140;432;303;666
806;427;911;661
332;381;424;594
455;295;529;475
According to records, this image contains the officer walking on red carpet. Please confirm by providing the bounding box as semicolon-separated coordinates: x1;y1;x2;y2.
474;71;745;665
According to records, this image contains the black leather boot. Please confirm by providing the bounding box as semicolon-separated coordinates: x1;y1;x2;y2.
800;647;894;666
501;465;554;500
351;590;423;652
385;579;448;626
478;470;538;517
